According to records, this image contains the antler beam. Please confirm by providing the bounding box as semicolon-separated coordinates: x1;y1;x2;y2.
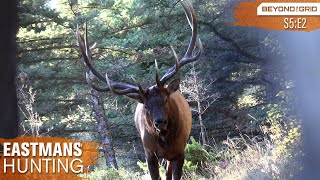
76;24;143;96
156;0;201;86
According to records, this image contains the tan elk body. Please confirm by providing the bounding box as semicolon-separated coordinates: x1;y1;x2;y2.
135;89;192;157
76;1;200;179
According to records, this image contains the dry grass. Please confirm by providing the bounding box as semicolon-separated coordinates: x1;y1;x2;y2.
84;121;303;180
193;133;303;180
212;135;278;180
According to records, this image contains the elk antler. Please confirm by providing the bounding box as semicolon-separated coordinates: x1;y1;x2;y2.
76;0;200;101
156;0;201;87
76;24;145;99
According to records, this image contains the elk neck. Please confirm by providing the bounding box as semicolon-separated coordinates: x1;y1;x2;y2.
151;98;180;148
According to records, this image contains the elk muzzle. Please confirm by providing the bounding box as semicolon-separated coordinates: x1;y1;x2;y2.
154;118;167;130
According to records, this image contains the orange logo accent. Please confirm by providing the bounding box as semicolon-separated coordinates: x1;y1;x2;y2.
0;136;101;179
233;0;320;32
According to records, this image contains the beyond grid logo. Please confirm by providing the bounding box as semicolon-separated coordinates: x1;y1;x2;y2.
233;0;320;32
257;3;320;16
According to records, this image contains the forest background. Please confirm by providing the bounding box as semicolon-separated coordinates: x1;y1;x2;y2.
17;0;302;179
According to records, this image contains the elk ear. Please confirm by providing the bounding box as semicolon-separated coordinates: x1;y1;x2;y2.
166;78;180;94
125;93;145;103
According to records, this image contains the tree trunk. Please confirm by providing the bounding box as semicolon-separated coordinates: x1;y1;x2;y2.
91;89;118;169
0;0;18;139
197;102;207;146
192;63;207;146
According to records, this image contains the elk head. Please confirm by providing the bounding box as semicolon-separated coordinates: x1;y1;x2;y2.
76;0;201;133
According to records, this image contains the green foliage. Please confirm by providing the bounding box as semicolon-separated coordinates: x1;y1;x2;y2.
84;167;121;180
137;160;166;178
183;160;198;172
184;137;210;169
261;103;301;157
81;166;140;180
136;160;148;171
136;158;199;178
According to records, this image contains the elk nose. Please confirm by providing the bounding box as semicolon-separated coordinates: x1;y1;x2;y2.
154;118;165;128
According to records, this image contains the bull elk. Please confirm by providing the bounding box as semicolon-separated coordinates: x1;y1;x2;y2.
76;0;200;179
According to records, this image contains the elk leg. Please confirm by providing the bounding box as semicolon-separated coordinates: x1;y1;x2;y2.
146;153;160;180
166;160;173;180
173;155;184;180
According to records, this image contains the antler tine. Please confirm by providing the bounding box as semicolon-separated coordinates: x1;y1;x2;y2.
131;76;146;95
84;23;89;57
86;78;110;92
77;25;107;84
183;0;198;58
171;45;179;62
159;0;200;85
155;59;162;87
158;46;180;83
85;69;142;93
106;73;141;95
180;0;193;31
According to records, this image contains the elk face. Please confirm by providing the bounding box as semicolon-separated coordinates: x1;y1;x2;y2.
143;79;180;132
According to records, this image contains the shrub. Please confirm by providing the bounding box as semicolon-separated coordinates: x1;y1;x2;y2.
81;166;140;180
137;160;166;179
183;160;198;172
82;167;122;180
184;136;210;167
261;103;301;157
